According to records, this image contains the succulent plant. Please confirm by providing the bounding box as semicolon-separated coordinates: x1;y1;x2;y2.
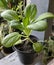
1;4;54;53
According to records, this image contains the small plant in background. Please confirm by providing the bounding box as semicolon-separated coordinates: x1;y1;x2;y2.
0;0;23;10
43;36;54;64
0;0;24;53
0;19;9;51
0;0;23;39
0;0;23;28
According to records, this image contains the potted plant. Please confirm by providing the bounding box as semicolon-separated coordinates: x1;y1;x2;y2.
1;4;54;64
43;36;54;64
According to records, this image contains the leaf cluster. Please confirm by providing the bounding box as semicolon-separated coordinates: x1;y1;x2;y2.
1;4;54;53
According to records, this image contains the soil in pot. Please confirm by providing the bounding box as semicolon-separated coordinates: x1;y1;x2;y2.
2;47;14;55
13;35;38;64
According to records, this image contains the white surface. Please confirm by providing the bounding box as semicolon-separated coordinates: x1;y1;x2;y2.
0;51;44;65
0;51;23;65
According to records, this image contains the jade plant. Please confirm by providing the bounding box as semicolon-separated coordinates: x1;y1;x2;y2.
1;4;54;53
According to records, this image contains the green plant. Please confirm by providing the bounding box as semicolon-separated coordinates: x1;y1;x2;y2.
0;0;23;37
0;0;23;12
42;37;54;64
0;0;21;9
0;0;23;52
1;4;54;53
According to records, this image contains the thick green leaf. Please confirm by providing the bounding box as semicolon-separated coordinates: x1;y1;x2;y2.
9;20;24;30
24;4;37;21
35;12;54;22
27;20;48;31
1;10;19;21
33;42;43;53
2;32;21;47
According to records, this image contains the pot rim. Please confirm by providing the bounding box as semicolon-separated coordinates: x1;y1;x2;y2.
13;35;39;54
13;46;37;54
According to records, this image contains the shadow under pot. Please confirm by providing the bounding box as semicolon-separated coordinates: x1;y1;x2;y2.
13;35;38;64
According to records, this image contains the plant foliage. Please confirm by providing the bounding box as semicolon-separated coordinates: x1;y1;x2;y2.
1;4;54;53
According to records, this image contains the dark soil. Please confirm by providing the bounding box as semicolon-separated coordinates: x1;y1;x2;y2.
15;35;38;53
3;47;14;54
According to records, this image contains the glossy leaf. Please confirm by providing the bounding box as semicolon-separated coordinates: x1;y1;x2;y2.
2;32;21;48
36;12;54;22
33;42;43;53
1;10;19;21
9;20;24;30
27;20;48;31
24;4;37;21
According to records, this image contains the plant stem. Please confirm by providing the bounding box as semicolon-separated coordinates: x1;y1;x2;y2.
28;38;34;44
20;34;28;38
0;46;3;51
18;34;34;44
22;38;27;42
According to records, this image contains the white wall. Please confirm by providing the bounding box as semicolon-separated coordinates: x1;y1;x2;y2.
27;0;49;40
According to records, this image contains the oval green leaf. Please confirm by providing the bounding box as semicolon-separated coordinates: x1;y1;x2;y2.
2;32;21;48
33;42;43;53
24;4;37;21
36;12;54;22
9;20;24;30
27;20;48;31
1;10;19;21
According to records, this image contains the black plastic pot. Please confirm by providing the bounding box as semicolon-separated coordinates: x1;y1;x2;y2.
13;35;38;64
13;46;38;64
